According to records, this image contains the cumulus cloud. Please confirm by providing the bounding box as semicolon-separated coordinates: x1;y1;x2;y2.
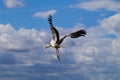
0;23;44;52
69;0;120;12
100;13;120;62
3;0;24;8
100;13;120;37
0;22;120;79
33;9;56;19
0;23;108;64
0;23;52;64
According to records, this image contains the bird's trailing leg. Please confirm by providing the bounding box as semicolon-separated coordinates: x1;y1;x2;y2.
56;49;60;61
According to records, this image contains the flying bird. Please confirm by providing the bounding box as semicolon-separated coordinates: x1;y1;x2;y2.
45;15;86;61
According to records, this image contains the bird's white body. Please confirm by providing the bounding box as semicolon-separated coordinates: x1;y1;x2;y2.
50;40;60;49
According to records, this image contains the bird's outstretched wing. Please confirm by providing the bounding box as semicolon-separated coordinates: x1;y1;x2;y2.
48;15;59;43
58;29;86;45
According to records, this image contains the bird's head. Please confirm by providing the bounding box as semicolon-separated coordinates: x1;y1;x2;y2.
45;44;51;49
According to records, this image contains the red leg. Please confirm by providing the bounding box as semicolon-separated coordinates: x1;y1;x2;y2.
56;49;60;61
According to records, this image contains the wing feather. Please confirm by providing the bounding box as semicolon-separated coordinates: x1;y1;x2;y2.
70;29;86;38
58;29;86;45
48;15;59;43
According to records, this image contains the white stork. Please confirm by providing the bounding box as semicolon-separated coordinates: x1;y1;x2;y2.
45;15;86;61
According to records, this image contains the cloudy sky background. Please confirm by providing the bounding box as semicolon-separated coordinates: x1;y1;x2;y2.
0;0;120;80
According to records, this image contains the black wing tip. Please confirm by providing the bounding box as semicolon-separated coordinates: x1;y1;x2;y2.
48;15;52;24
48;15;52;18
80;29;86;35
49;15;52;17
79;29;86;37
48;15;52;20
70;29;86;38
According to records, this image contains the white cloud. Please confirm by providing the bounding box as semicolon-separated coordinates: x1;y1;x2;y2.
3;0;24;8
100;13;120;63
0;23;51;63
0;23;106;64
33;9;56;19
100;13;120;65
69;0;120;12
112;39;120;54
100;13;120;37
0;22;120;79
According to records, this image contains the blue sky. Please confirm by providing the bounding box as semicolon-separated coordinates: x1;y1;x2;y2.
0;0;116;29
0;0;120;80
